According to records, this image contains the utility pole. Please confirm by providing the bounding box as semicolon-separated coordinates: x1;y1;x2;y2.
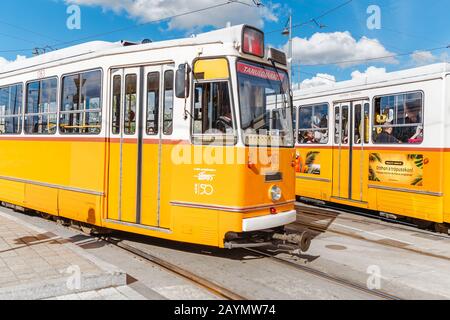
282;10;293;90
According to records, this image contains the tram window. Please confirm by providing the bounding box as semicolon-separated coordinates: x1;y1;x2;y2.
0;84;22;134
25;78;57;134
124;74;137;135
293;107;297;139
193;81;233;136
334;106;340;144
364;103;370;143
298;104;328;144
341;105;349;144
60;70;102;134
373;91;423;144
354;104;363;144
146;72;160;135
163;70;174;135
354;104;370;144
112;75;121;135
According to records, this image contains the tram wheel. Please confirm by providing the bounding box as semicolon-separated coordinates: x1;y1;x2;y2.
80;223;93;235
413;219;433;230
39;212;52;220
435;223;449;234
56;217;70;227
300;231;312;252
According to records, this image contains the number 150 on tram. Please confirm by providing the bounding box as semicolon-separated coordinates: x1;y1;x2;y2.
0;25;311;251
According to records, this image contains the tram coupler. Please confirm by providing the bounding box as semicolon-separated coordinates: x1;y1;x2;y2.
272;231;312;253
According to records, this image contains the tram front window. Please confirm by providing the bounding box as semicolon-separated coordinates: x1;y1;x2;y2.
237;60;293;147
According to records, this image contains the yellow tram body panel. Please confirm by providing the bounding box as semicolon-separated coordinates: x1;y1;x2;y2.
0;137;295;248
295;146;449;224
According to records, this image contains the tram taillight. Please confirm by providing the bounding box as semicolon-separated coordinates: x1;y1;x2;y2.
242;26;264;58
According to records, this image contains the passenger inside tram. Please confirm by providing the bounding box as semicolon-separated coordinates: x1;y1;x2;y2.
375;122;402;144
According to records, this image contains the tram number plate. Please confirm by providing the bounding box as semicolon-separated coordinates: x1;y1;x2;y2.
194;184;214;196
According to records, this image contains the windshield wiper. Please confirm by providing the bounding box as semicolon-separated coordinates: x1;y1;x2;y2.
269;60;288;110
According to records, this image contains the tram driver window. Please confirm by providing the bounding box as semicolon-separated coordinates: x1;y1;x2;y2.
298;104;329;144
193;81;233;137
373;91;423;144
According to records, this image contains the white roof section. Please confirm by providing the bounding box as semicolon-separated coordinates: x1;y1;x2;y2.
0;41;121;74
0;24;249;75
294;63;450;98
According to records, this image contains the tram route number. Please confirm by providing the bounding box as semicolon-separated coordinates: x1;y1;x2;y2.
174;304;276;318
194;183;214;196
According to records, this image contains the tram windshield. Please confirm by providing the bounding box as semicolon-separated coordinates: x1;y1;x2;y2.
237;60;294;147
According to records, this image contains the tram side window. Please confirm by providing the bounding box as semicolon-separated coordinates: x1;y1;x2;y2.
60;70;102;134
163;70;174;135
354;103;370;144
25;78;57;134
124;74;137;135
147;72;160;135
298;104;329;144
193;81;233;137
373;91;423;144
293;107;297;139
112;75;121;135
0;84;22;135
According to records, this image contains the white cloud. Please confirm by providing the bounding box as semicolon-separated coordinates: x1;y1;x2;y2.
351;66;387;80
0;55;26;67
410;50;437;66
66;0;279;31
298;73;336;89
289;31;398;68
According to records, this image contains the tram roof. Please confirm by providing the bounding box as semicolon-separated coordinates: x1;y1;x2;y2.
294;62;450;98
0;24;249;75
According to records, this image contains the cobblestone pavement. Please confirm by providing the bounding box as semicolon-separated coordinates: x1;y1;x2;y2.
0;210;126;300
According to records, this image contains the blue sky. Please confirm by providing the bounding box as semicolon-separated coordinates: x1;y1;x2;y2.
0;0;449;87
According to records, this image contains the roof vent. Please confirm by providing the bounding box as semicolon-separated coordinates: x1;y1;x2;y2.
121;40;139;47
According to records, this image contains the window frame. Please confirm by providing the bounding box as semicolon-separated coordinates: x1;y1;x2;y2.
111;74;122;136
0;82;23;135
191;79;237;138
162;69;174;136
24;76;59;136
146;71;160;136
235;58;293;148
371;90;424;145
190;57;237;146
123;73;138;136
297;102;330;145
59;68;103;135
293;106;298;144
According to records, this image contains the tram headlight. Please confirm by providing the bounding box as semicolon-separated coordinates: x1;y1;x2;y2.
269;185;282;202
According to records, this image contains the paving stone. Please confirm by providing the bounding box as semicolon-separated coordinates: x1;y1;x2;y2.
0;211;126;300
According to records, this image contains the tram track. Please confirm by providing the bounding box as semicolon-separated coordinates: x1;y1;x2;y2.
244;247;402;300
296;201;450;240
99;235;248;301
294;202;450;262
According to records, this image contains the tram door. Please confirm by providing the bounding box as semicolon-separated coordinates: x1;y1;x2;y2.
107;65;171;227
332;100;370;202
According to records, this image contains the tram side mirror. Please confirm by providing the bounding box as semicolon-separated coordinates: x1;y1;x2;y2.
176;63;191;99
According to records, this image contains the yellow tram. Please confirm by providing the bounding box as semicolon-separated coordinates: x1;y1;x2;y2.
0;25;310;250
293;63;450;233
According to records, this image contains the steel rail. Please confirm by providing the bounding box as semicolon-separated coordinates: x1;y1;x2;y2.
296;201;450;240
294;204;450;262
102;236;247;301
244;248;402;301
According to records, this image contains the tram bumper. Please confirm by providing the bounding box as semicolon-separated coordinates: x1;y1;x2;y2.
242;210;296;232
224;210;312;252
